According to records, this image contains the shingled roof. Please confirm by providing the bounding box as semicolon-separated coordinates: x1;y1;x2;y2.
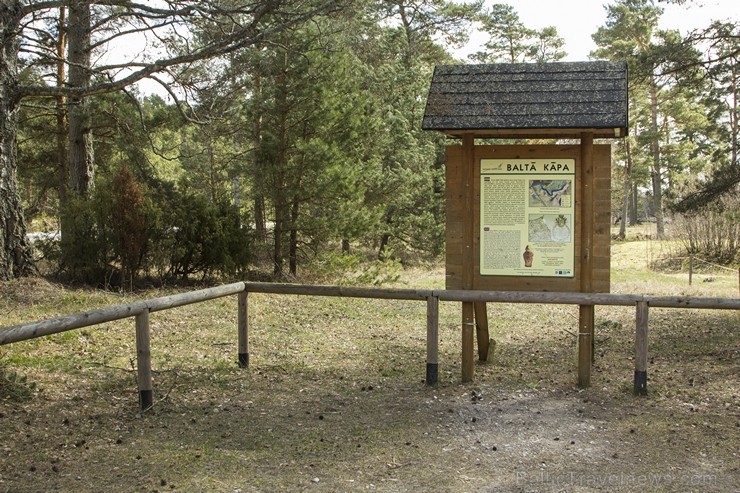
422;61;628;139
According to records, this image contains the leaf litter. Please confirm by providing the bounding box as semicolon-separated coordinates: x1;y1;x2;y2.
1;241;738;492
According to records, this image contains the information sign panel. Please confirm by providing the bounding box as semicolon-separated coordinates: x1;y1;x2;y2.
480;158;576;277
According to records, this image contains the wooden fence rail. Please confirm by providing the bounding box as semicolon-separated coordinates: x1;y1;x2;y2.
0;282;247;345
1;282;738;409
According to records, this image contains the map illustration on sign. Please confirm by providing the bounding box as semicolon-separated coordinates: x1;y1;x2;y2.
528;180;571;208
480;159;575;277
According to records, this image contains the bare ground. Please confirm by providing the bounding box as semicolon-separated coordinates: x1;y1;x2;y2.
1;241;738;493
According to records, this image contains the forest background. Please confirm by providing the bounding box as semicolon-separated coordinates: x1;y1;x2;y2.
1;0;738;288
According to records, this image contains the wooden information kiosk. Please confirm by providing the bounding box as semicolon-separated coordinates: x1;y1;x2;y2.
422;62;628;386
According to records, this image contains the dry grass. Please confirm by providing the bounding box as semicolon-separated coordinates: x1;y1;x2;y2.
1;237;738;492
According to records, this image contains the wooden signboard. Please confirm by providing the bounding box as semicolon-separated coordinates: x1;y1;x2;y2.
422;62;626;387
445;144;611;293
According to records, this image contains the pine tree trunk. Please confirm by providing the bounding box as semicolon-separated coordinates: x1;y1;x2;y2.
67;1;94;198
289;196;299;276
630;183;639;225
378;209;394;260
254;196;266;244
272;63;289;278
250;70;267;245
649;83;665;239
619;139;633;239
378;233;391;260
59;2;96;278
272;204;284;277
56;7;68;211
0;1;35;279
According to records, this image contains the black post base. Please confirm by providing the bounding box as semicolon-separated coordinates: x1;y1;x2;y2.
139;389;153;410
634;370;648;396
426;363;438;386
238;352;250;368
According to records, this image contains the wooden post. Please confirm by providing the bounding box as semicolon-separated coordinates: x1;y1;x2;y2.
462;302;475;382
689;255;693;286
590;306;596;365
473;301;490;361
461;134;476;382
426;295;439;385
578;132;595;388
578;306;594;387
634;301;649;395
237;291;249;368
135;310;153;410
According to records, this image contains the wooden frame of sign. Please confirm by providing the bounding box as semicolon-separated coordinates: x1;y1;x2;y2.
445;143;611;293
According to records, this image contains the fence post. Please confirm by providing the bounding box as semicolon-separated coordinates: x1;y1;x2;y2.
634;301;649;395
135;309;153;410
426;295;439;385
689;255;693;286
238;291;249;368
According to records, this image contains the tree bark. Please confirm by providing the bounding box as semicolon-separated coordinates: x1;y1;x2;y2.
59;1;95;279
0;1;36;279
619;139;633;239
378;209;394;260
271;59;290;278
67;1;94;198
254;195;266;243
378;232;391;260
57;7;68;210
649;82;665;239
272;187;285;277
250;71;267;245
630;183;639;225
289;195;299;276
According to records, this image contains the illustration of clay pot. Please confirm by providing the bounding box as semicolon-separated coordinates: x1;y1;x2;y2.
523;245;534;267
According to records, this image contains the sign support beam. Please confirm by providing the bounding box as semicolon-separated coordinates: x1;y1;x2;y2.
461;134;475;382
578;132;595;388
